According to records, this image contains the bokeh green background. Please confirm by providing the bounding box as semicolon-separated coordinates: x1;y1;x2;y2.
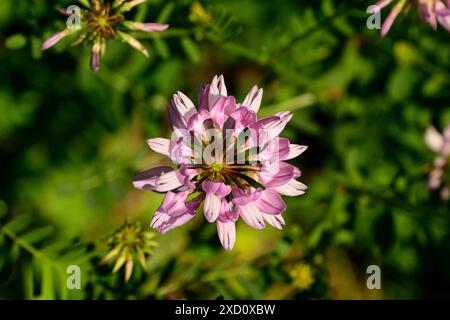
1;0;449;299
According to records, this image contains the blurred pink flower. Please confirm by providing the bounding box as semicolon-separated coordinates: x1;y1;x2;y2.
424;124;450;201
370;0;450;36
134;75;308;250
42;0;169;71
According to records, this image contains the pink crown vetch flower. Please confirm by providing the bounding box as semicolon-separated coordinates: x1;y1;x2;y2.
424;124;450;201
133;75;308;250
42;0;169;72
369;0;450;36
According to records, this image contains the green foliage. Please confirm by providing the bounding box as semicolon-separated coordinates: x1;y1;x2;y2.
0;214;94;299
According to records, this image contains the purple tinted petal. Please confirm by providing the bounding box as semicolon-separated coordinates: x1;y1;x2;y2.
42;29;73;50
259;162;296;188
232;188;261;206
381;2;403;36
132;166;174;190
369;0;394;13
202;181;231;197
256;189;286;215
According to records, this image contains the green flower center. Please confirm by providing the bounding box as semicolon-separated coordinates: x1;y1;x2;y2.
97;17;108;27
85;3;124;40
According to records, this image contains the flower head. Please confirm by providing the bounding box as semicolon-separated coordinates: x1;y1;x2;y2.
100;221;158;282
133;75;308;250
370;0;450;36
424;124;450;201
42;0;169;71
289;263;315;291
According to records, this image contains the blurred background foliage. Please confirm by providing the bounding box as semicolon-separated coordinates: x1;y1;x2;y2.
0;0;450;299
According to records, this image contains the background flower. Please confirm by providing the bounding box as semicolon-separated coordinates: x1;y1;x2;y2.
370;0;450;36
100;221;158;282
425;124;450;200
42;0;169;71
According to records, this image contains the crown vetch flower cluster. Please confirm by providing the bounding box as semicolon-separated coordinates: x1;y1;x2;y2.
42;0;169;71
370;0;450;36
133;75;307;250
425;124;450;201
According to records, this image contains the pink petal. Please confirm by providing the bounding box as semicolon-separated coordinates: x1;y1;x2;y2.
202;181;231;197
173;91;197;121
259;162;297;188
132;166;174;190
209;96;237;127
229;107;257;133
255;189;286;215
155;170;184;192
381;2;403;36
187;110;212;134
204;194;221;222
147;138;170;157
216;220;236;250
242;85;263;113
368;0;393;13
90;43;100;72
157;191;191;215
167;92;197;130
262;213;285;230
159;211;196;234
258;138;290;163
257;112;293;140
418;0;438;30
424;126;443;152
130;22;169;32
42;29;73;50
151;192;200;234
274;178;308;196
239;203;265;229
208;75;228;107
284;144;308;160
232;188;261;206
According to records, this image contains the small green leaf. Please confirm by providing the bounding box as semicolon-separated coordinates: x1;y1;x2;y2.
180;37;201;63
5;34;27;50
22;226;55;244
4;215;32;234
153;39;170;59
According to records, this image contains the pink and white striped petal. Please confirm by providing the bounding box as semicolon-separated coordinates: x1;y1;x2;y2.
216;220;236;250
239;203;265;229
147;138;170;157
242;85;263;113
274;178;308;196
262;213;285;230
204;194;222;222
